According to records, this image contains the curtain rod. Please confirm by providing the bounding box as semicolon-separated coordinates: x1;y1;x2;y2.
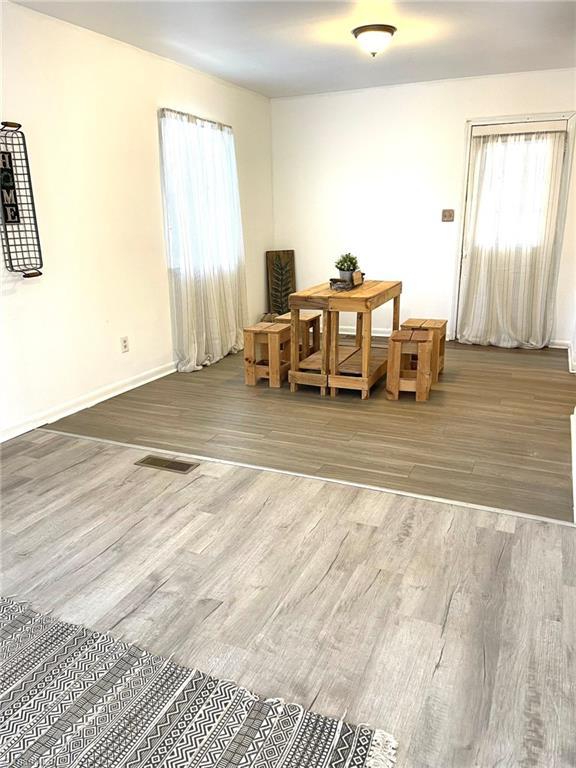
158;107;232;131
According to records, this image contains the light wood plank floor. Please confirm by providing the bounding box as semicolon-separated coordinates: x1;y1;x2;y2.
1;431;574;767
47;341;575;521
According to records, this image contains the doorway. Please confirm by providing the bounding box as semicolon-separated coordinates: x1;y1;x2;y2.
455;115;573;348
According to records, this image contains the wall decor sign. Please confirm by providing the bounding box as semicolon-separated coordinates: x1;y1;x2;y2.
1;151;20;224
266;249;296;315
0;122;43;277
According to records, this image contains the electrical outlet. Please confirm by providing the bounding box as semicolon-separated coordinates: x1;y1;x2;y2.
120;336;129;353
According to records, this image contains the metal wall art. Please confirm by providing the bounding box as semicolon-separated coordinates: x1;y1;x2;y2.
1;122;43;277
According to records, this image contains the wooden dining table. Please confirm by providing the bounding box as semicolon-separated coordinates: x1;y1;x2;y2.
288;279;402;399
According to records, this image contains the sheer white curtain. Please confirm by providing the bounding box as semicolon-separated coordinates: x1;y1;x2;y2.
159;108;247;372
458;129;566;348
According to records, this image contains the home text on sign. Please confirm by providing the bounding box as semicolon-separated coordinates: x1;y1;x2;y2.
0;151;20;224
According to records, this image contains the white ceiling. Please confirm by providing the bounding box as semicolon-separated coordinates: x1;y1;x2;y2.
18;1;576;97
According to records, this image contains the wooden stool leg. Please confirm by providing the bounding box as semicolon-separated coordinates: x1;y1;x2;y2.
269;335;281;388
416;339;432;402
290;308;300;393
386;338;401;400
311;317;321;354
244;331;256;386
430;330;440;383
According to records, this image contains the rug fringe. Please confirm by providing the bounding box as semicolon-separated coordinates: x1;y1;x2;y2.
366;728;397;768
1;594;399;766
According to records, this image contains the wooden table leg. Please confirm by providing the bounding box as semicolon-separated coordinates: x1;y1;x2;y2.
361;311;372;400
320;309;331;397
290;308;300;393
430;330;440;383
392;294;401;331
355;313;363;346
330;311;339;397
416;335;433;402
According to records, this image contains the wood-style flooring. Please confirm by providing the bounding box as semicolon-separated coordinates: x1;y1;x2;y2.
47;341;575;521
1;431;574;767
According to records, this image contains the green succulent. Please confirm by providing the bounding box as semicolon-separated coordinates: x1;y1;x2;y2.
335;253;359;271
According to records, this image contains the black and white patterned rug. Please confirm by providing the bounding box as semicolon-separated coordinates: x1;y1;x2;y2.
0;597;396;767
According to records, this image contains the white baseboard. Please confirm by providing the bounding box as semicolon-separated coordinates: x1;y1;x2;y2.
1;362;177;443
340;325;393;338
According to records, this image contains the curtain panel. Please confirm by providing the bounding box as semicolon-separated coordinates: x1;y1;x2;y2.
458;130;567;348
159;108;247;372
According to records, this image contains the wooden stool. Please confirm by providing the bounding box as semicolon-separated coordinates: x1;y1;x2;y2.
386;329;433;402
401;318;447;383
275;310;321;359
244;322;291;388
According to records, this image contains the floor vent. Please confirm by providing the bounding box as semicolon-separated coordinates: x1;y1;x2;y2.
135;455;199;474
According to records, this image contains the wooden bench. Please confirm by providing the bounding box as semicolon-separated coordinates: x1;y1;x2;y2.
274;310;321;359
401;318;447;383
244;322;291;388
386;329;433;402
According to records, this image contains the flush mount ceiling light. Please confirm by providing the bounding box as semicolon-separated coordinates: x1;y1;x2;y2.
352;24;397;57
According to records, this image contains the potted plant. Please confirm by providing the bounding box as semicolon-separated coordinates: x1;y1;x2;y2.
335;253;359;281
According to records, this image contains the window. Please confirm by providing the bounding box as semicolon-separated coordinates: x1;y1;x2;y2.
457;118;570;348
158;108;246;372
474;133;558;249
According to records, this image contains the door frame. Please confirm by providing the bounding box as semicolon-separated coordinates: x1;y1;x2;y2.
451;110;576;341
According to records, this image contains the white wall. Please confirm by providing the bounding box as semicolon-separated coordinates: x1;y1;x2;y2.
271;69;576;346
0;3;273;440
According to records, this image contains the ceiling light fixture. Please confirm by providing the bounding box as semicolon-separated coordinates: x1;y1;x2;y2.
352;24;397;57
